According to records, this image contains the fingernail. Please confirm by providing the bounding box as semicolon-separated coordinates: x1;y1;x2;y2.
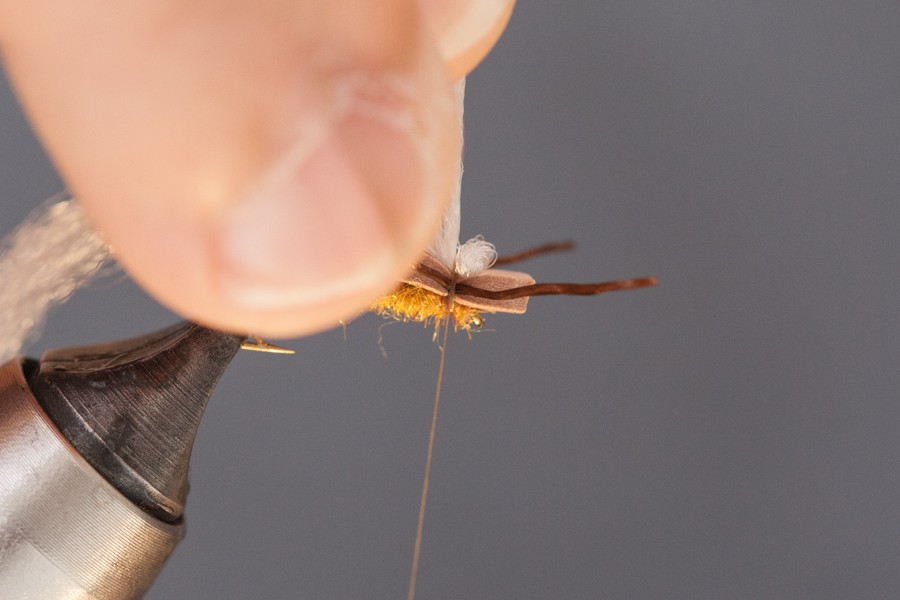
216;76;438;311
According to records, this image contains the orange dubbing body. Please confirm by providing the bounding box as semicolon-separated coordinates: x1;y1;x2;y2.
371;284;486;332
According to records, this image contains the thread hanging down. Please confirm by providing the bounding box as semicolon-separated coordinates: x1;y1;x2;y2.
0;195;110;363
407;318;450;600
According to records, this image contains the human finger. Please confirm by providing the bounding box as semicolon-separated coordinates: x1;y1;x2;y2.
0;0;461;337
418;0;516;77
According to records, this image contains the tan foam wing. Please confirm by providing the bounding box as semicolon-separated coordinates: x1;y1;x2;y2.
455;268;536;314
402;254;452;297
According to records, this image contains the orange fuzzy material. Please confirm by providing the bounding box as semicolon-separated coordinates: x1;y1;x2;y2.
371;284;486;331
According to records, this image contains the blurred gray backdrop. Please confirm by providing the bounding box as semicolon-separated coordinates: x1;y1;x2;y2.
3;2;900;599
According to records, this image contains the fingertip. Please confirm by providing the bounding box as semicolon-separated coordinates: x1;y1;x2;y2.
419;0;516;77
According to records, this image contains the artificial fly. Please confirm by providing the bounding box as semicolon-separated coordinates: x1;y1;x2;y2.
369;79;657;600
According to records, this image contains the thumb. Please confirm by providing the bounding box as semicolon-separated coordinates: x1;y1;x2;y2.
1;0;460;337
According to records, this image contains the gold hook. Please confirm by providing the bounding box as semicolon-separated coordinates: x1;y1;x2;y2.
240;336;295;355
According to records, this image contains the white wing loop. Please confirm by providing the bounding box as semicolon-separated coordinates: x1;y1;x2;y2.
454;235;497;278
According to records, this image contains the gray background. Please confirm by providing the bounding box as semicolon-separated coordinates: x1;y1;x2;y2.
3;2;900;598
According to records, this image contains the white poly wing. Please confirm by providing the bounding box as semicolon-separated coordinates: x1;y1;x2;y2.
427;77;465;271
